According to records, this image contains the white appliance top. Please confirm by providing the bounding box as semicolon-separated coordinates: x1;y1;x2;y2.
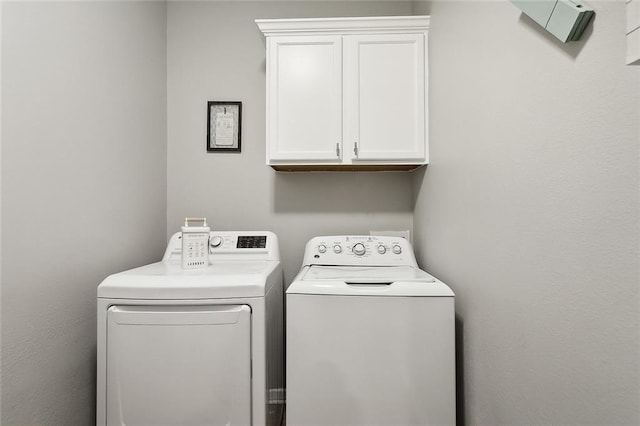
98;231;281;300
289;236;454;297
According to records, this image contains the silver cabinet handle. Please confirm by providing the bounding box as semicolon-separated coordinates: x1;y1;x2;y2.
354;142;359;156
336;143;340;157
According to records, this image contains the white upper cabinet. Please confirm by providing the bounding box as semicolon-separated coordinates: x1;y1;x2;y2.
257;16;430;171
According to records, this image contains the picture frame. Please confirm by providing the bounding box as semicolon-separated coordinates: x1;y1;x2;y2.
207;101;242;152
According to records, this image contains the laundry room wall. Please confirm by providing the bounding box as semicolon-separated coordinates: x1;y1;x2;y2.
412;1;640;424
166;1;415;282
1;2;167;424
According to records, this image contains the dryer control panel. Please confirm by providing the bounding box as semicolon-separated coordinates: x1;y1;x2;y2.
162;231;280;263
302;235;418;268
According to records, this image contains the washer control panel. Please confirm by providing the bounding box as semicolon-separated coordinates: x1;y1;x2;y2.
302;235;417;268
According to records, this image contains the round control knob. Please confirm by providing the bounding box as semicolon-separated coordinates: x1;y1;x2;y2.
333;244;343;254
392;244;402;255
377;245;387;254
352;243;366;256
318;244;327;254
210;236;223;248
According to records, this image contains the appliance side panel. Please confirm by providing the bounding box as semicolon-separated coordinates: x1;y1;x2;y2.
96;300;111;426
265;266;285;426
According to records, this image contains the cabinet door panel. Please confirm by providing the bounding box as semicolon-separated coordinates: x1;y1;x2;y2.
346;34;426;161
267;36;342;162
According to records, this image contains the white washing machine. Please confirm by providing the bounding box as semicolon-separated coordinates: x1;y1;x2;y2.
286;235;455;426
97;231;284;426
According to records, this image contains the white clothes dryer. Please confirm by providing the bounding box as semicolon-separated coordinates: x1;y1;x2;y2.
97;231;284;426
286;235;455;426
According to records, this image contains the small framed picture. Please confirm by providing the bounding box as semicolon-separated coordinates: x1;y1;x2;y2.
207;101;242;152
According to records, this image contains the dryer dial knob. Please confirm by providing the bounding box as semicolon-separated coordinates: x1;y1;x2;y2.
392;244;402;254
318;244;327;254
377;245;387;254
352;243;366;256
210;236;223;248
333;244;343;254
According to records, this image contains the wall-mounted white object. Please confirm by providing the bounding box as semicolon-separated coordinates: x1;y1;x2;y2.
627;0;640;64
512;0;594;42
255;16;429;172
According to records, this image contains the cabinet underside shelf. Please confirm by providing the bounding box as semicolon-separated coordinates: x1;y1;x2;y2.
271;164;425;172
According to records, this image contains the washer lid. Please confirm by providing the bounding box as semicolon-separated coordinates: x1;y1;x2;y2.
302;265;434;281
98;260;280;300
289;266;454;297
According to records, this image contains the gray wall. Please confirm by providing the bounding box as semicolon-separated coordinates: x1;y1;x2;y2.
413;1;640;424
1;2;167;424
167;1;415;283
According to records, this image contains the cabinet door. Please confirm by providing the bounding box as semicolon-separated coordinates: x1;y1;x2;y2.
267;36;343;162
345;34;426;161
